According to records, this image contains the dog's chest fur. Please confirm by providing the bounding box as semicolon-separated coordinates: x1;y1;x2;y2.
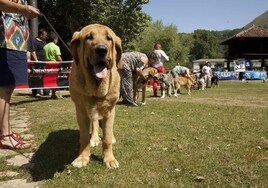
161;73;174;86
70;66;120;120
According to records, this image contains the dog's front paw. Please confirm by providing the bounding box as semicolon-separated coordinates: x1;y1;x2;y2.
72;156;90;168
112;136;116;144
90;136;101;147
160;95;165;98
141;102;146;105
104;158;119;169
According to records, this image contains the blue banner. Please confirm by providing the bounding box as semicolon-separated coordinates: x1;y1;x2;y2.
244;71;267;80
214;71;267;80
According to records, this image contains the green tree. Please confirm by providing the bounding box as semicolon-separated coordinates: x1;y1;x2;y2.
130;20;191;70
190;29;222;61
38;0;151;58
176;33;193;67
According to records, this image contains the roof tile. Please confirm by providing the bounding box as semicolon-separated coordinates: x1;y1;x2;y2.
220;25;268;44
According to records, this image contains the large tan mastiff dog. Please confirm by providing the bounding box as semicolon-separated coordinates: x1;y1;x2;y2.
69;24;122;169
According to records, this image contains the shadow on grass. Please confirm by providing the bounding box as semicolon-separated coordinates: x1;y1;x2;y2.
28;129;102;181
11;97;52;106
28;129;79;181
11;95;71;106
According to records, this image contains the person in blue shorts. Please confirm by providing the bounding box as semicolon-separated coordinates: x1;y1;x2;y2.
0;0;40;150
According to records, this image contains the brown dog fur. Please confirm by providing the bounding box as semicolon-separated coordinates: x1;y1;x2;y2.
133;67;158;104
174;75;196;95
69;24;122;169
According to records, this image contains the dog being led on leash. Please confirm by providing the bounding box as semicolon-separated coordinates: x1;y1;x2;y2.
197;73;206;90
173;74;196;95
211;72;219;88
133;67;158;104
153;72;175;98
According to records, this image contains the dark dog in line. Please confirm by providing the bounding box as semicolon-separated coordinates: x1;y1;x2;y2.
211;73;219;88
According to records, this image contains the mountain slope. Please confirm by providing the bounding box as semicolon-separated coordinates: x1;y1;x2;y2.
217;10;268;41
244;10;268;29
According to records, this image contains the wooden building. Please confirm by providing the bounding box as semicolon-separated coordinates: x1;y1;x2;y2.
220;25;268;70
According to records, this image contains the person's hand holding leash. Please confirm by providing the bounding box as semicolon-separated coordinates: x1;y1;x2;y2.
23;5;40;19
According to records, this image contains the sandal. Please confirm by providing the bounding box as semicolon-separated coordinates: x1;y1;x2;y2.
0;131;22;139
0;133;31;150
9;132;22;140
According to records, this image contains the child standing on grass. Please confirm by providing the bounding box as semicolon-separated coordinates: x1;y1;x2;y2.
43;31;63;99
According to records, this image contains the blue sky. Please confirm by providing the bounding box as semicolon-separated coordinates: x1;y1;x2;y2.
142;0;268;33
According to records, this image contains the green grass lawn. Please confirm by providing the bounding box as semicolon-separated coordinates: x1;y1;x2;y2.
3;80;268;187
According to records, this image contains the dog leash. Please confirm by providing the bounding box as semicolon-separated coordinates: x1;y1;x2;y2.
3;13;72;151
40;13;71;55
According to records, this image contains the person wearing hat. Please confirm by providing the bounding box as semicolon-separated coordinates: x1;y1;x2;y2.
202;61;212;88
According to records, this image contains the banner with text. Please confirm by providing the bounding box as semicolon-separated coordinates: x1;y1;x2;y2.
15;61;73;90
214;70;267;80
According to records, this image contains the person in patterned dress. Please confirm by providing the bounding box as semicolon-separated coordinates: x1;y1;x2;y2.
0;0;40;150
120;52;154;107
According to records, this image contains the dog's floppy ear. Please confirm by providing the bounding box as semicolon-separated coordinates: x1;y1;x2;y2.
149;68;157;77
153;73;160;80
153;68;158;75
115;36;123;69
70;31;80;65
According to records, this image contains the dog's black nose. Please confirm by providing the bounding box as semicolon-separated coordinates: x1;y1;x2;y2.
95;45;108;56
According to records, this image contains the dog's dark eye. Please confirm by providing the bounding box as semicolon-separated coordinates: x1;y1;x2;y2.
86;34;94;40
106;35;112;41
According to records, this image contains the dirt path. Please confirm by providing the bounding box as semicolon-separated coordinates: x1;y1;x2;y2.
0;105;43;188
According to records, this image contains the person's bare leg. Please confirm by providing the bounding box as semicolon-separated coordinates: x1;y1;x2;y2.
0;86;31;149
0;86;14;135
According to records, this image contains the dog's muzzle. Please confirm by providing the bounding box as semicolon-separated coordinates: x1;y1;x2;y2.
89;45;111;80
95;45;108;56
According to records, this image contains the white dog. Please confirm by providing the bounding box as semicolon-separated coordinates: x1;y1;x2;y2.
197;77;206;90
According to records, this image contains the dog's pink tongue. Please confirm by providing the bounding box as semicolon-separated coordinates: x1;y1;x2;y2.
94;65;107;79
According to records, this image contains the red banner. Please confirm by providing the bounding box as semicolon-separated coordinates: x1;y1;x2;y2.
15;61;73;90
